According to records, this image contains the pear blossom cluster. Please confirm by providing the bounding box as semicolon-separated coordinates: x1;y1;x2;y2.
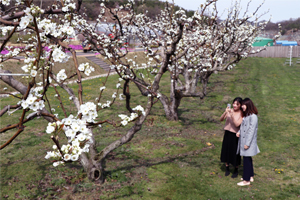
38;19;75;38
97;100;112;109
62;0;77;12
1;0;10;6
78;63;95;76
52;47;70;63
44;101;145;166
56;69;68;82
78;102;98;123
45;102;99;166
118;105;146;126
119;113;138;126
19;13;34;30
132;105;146;116
1;26;14;35
45;114;93;167
18;87;45;111
18;6;45;30
21;56;45;78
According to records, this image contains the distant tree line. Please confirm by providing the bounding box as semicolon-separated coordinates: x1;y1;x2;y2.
265;18;300;35
1;0;194;22
81;0;195;21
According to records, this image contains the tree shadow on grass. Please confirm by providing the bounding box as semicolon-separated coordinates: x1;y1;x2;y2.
30;162;85;199
179;110;219;126
103;145;214;199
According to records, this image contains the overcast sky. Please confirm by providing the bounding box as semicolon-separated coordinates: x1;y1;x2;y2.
169;0;299;23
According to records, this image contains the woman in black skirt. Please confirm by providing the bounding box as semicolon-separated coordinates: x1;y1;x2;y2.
220;97;243;178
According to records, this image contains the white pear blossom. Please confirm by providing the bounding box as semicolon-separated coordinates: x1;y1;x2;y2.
133;105;146;116
30;70;37;77
53;161;64;167
71;154;79;161
29;101;40;111
71;122;80;132
77;133;86;141
45;151;55;159
46;122;56;134
118;114;128;120
100;86;106;91
21;101;29;109
119;94;125;100
121;120;128;126
64;154;71;161
19;15;33;29
57;69;68;82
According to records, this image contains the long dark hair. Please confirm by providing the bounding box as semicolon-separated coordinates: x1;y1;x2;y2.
242;98;258;116
232;97;243;109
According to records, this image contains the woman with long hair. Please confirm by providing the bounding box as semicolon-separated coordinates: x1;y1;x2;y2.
236;98;260;186
220;97;243;178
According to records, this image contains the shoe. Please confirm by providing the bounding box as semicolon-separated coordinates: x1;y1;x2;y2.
225;170;230;176
237;181;250;186
240;177;254;182
231;172;238;178
225;166;230;176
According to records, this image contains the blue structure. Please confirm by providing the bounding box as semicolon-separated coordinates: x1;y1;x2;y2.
280;41;297;46
282;41;298;46
275;40;288;45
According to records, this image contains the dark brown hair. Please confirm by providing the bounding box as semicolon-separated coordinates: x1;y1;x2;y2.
242;98;258;116
232;97;243;106
233;97;243;111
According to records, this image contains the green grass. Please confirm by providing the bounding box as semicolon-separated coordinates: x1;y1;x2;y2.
1;57;300;199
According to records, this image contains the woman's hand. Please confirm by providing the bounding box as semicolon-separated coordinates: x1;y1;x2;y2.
236;132;240;137
220;107;230;121
244;145;249;149
225;107;231;113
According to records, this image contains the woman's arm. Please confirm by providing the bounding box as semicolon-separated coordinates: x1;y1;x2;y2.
220;107;230;121
244;114;258;147
230;111;243;127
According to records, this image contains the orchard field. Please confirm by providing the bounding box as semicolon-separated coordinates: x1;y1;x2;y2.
1;57;300;199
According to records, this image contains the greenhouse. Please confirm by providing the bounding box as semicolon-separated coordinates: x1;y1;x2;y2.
252;37;274;46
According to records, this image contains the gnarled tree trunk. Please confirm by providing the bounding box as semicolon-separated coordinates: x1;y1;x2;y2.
159;91;182;121
79;99;151;183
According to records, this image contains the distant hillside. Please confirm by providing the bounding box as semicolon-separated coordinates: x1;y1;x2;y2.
265;18;300;35
80;0;195;21
1;0;194;22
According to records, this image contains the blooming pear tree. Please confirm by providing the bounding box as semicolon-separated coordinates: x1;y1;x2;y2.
0;0;150;183
80;0;280;121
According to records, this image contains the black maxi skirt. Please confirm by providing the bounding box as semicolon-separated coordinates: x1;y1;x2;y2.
220;130;241;166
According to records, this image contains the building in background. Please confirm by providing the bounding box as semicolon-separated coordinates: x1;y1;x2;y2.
252;37;274;46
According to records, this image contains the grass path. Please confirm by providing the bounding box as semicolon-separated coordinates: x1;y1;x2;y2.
0;58;300;199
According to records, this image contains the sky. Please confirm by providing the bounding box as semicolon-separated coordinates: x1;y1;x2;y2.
169;0;299;23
